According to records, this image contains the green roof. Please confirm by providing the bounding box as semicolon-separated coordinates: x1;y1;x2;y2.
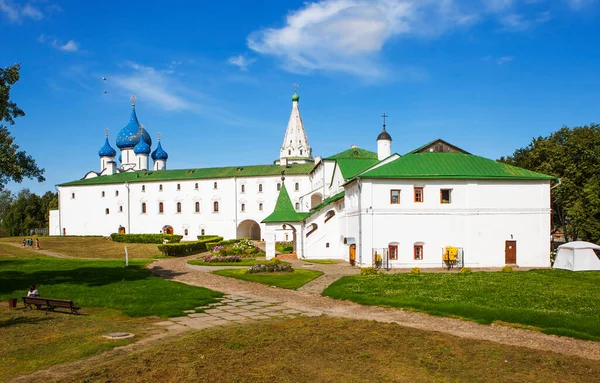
324;147;378;160
406;139;471;155
59;163;315;187
359;152;556;180
262;183;309;223
336;158;380;179
307;191;344;218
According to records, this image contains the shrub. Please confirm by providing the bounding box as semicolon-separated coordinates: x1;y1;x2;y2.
502;266;514;273
410;267;421;275
246;262;293;274
459;267;472;274
197;235;223;241
157;237;216;256
275;241;294;254
202;256;241;263
111;233;182;244
360;267;378;276
269;258;282;265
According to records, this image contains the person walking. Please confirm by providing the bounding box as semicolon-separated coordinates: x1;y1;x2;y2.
35;238;40;250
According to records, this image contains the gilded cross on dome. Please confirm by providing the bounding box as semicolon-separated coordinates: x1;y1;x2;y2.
130;94;136;106
104;127;109;137
157;132;162;141
292;83;298;92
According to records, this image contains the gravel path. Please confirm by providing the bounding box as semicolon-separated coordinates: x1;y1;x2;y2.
150;255;600;361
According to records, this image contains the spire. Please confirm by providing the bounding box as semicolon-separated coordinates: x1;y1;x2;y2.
377;113;392;141
278;85;313;164
262;182;308;223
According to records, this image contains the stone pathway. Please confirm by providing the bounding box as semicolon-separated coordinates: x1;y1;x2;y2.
152;294;320;331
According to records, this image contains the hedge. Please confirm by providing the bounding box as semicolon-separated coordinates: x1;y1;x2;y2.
110;233;183;244
197;235;223;241
157;237;216;257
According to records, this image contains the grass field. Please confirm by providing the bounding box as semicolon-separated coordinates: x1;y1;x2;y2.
48;316;600;383
323;269;600;340
188;259;264;267
0;236;161;259
0;306;155;382
212;268;323;289
302;259;337;264
0;250;222;317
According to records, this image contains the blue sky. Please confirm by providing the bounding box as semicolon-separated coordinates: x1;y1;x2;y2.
1;0;599;195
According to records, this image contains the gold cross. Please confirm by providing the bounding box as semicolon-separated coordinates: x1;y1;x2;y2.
157;132;161;141
293;83;299;92
131;94;136;106
104;127;109;137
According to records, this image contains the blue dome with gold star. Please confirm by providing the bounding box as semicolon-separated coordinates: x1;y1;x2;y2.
98;137;117;157
116;104;152;149
134;136;151;155
151;141;168;161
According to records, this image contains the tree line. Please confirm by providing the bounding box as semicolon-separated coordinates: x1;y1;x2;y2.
0;189;57;236
499;124;600;244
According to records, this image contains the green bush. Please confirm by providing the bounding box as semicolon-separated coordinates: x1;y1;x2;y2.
197;235;223;241
111;233;182;244
410;267;421;275
158;237;216;256
502;266;514;273
360;267;379;276
459;267;472;274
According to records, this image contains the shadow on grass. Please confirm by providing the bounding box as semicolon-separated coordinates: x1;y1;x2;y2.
0;265;151;295
0;315;52;328
148;266;188;280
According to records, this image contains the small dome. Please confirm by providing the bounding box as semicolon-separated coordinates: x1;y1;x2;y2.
151;141;168;161
134;137;151;155
292;91;300;102
377;128;392;141
98;137;117;157
116;106;152;149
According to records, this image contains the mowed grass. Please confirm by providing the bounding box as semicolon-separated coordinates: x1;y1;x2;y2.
0;248;222;317
0;236;161;259
212;269;323;289
51;317;600;383
302;259;337;264
0;306;155;382
323;269;600;341
188;259;264;267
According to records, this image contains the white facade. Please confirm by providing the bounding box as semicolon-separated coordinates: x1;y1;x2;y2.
52;91;554;268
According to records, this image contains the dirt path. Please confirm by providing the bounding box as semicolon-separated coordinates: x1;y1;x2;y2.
4;242;76;259
149;255;600;361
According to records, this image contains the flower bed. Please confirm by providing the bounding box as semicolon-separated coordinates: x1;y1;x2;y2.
211;239;262;257
203;255;241;263
246;258;293;274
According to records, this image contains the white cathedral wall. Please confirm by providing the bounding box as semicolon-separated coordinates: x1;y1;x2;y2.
55;174;312;241
302;199;345;260
346;179;551;268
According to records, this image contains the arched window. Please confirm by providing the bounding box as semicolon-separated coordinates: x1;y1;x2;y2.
213;182;218;189
288;150;291;155
300;150;303;155
184;229;189;236
115;190;119;196
195;202;200;213
241;203;245;212
142;185;146;192
277;183;281;191
119;206;123;212
159;184;163;191
295;183;299;191
201;229;205;235
414;243;424;260
306;223;318;237
176;202;182;213
295;202;300;210
159;202;164;213
101;191;105;197
213;201;219;212
241;185;245;193
142;203;147;214
258;184;263;192
259;203;263;211
105;208;110;215
325;210;335;223
194;183;199;190
177;184;181;190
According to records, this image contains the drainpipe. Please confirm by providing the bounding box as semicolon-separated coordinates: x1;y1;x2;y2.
357;177;363;265
125;182;131;234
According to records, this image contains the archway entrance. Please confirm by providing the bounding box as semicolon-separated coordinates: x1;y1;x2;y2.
162;225;174;235
237;220;261;240
311;193;323;209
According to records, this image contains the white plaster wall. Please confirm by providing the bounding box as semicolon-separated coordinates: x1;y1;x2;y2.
303;200;345;259
377;139;391;160
49;210;60;236
350;179;551;268
56;174;311;241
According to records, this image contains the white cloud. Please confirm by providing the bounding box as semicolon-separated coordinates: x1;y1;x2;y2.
0;0;44;22
227;55;257;71
247;0;592;78
496;56;514;64
37;34;80;52
112;62;197;112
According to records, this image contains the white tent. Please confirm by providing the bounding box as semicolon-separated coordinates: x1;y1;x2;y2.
553;241;600;271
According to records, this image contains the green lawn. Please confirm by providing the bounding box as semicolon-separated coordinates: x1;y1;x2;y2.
323;269;600;341
188;258;264;267
0;249;222;318
212;268;323;289
302;259;337;264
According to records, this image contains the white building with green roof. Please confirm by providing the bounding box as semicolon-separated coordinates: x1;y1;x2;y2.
51;93;556;268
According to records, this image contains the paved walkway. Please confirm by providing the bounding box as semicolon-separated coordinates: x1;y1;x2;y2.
149;255;600;361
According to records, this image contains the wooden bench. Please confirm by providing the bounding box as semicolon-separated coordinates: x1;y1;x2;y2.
22;296;81;315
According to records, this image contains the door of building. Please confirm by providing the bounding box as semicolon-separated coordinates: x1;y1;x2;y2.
505;240;517;264
349;244;356;266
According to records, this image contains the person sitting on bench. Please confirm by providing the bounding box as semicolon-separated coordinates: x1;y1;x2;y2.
27;284;40;297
